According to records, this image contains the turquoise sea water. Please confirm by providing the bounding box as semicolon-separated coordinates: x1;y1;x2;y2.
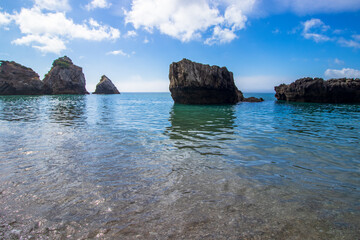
0;93;359;239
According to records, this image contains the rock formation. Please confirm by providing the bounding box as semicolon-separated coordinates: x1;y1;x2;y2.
169;59;263;104
93;75;120;94
43;56;89;94
243;97;265;102
275;77;360;103
0;61;44;95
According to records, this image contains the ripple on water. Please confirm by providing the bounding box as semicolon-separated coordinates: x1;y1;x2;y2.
0;93;359;239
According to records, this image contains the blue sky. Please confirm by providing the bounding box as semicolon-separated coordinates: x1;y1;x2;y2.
1;0;360;92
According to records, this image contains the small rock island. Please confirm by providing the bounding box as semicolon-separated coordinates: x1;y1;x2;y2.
93;75;120;94
0;61;45;95
169;59;263;104
275;77;360;103
43;56;89;95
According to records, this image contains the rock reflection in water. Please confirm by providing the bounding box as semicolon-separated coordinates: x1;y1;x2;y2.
166;104;236;155
48;95;87;126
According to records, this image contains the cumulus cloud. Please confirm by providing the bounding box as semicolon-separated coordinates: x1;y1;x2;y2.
106;50;130;57
0;11;12;26
302;18;331;43
125;0;253;44
7;7;120;54
324;68;360;79
34;0;71;12
85;0;112;11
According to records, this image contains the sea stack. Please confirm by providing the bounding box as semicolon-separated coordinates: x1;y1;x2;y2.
0;60;44;95
43;56;89;94
275;77;360;103
169;59;263;104
93;75;120;94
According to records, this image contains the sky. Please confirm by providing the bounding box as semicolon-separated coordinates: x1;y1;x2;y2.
0;0;360;93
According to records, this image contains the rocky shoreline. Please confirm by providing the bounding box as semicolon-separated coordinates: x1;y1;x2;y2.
1;57;359;103
275;77;360;103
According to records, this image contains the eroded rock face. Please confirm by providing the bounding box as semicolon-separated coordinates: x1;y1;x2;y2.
43;56;89;95
275;77;360;103
0;61;44;95
93;75;120;94
169;59;243;104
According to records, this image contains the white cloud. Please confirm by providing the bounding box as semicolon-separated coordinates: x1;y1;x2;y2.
334;58;344;65
106;50;130;57
8;7;120;54
0;11;12;26
353;35;360;41
85;0;112;11
12;35;66;54
125;0;253;44
302;18;331;43
125;30;137;38
205;26;237;45
143;37;149;44
324;68;360;79
338;38;360;49
34;0;71;12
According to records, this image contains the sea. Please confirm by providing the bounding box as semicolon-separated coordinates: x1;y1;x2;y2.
0;93;359;239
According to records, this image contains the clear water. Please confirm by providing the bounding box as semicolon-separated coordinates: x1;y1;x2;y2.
0;93;359;239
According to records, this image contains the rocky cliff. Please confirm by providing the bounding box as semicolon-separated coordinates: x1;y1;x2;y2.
169;59;263;104
275;77;360;103
0;61;44;95
93;75;120;94
43;56;89;94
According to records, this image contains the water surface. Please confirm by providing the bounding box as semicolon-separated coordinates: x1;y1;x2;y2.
0;93;359;239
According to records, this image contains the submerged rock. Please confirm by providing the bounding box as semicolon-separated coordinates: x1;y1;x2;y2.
93;75;120;94
169;59;263;104
0;60;44;95
43;56;89;94
275;77;360;103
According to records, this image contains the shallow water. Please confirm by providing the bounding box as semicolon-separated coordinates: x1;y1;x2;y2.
0;93;359;239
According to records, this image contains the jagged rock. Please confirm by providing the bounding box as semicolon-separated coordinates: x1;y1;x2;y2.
43;56;89;94
275;77;360;103
243;97;265;102
169;59;263;104
93;75;120;94
0;60;44;95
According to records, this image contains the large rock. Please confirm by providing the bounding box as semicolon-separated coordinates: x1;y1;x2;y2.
93;75;120;94
275;77;360;103
0;60;44;95
43;56;89;94
169;59;262;104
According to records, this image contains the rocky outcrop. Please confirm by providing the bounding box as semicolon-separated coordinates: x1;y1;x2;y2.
93;75;120;94
243;97;265;102
43;56;89;94
0;61;44;95
275;77;360;103
169;59;263;104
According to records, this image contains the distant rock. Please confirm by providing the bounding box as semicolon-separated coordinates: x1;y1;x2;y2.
243;97;265;102
275;77;360;103
93;75;120;94
43;56;89;94
169;59;263;104
0;60;44;95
